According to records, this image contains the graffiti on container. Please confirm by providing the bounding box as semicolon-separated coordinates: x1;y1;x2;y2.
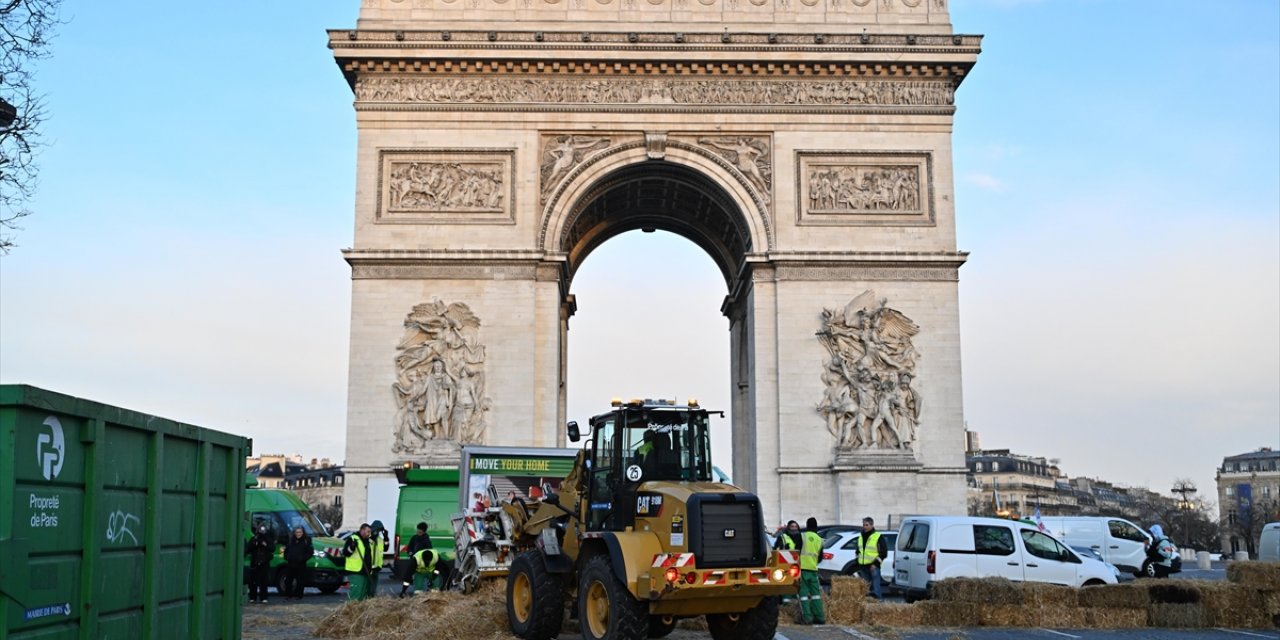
106;510;140;544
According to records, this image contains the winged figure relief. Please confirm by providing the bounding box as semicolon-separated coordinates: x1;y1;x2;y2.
816;291;921;453
392;300;491;454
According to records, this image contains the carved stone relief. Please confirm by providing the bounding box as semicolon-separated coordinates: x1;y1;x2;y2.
539;135;612;203
693;135;772;203
816;291;921;453
378;150;516;224
796;151;934;226
392;299;492;453
356;77;956;110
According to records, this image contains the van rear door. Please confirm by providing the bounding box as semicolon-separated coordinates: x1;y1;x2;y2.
895;520;931;591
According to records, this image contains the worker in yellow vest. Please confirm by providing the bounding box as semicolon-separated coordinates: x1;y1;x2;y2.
368;520;389;596
773;520;801;551
855;516;889;601
798;517;826;625
343;523;376;600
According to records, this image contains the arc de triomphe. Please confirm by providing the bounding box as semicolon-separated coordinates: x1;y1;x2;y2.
333;0;981;528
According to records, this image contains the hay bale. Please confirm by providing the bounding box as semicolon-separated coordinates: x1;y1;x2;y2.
930;577;1023;605
1199;583;1270;628
826;576;867;625
1036;606;1087;628
1148;603;1208;628
1265;591;1280;628
1145;579;1202;604
862;602;923;627
1019;583;1077;608
1082;608;1146;629
1077;583;1149;608
778;600;804;626
916;601;980;627
826;596;864;625
976;604;1025;627
830;575;869;600
315;579;511;639
1264;589;1280;615
1227;562;1280;590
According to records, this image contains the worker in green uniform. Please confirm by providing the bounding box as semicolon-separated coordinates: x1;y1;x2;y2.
343;523;376;600
798;517;826;625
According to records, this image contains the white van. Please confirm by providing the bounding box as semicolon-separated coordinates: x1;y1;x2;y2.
1038;516;1151;576
894;516;1118;601
1260;522;1280;562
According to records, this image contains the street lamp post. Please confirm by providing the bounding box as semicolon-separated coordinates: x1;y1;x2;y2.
1172;480;1197;547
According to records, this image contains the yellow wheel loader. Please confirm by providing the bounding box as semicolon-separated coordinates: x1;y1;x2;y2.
502;399;800;640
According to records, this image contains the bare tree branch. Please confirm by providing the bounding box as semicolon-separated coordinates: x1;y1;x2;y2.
1;0;63;254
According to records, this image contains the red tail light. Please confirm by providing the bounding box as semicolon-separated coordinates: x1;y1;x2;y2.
788;564;801;578
927;550;936;574
821;552;833;560
684;572;697;584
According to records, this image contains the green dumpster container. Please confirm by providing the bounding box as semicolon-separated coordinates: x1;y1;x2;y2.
0;385;251;639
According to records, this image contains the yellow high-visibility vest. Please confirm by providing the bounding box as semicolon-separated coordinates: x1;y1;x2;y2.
857;531;882;565
414;549;439;574
800;531;823;571
344;536;371;573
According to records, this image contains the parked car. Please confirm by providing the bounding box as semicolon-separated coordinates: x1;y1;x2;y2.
894;516;1118;602
1070;545;1130;582
1037;516;1152;576
817;530;898;588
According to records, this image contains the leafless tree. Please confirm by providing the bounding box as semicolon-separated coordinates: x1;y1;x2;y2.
313;502;344;534
1;0;63;253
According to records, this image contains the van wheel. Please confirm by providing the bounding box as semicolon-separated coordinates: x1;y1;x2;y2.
1082;579;1105;587
840;561;858;576
707;596;779;640
1140;560;1158;578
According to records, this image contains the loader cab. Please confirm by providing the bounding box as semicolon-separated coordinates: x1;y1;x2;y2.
581;399;716;531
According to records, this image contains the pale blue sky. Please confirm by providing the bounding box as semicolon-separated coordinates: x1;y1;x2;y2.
1;1;1276;510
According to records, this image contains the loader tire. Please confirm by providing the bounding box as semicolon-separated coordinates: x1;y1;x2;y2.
578;555;647;640
707;596;779;640
507;551;565;640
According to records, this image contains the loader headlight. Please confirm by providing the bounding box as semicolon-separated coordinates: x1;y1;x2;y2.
665;567;680;583
771;568;785;582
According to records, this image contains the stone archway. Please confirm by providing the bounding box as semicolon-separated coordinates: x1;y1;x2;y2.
332;0;981;529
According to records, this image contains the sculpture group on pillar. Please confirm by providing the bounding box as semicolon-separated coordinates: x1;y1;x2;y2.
816;291;921;453
392;299;491;453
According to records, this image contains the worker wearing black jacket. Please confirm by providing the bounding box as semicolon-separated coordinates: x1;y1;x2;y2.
283;526;312;600
246;525;275;604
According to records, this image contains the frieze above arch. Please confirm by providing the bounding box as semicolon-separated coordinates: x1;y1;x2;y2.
355;77;955;113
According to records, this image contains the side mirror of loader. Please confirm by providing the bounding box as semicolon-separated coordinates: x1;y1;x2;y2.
567;421;581;442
